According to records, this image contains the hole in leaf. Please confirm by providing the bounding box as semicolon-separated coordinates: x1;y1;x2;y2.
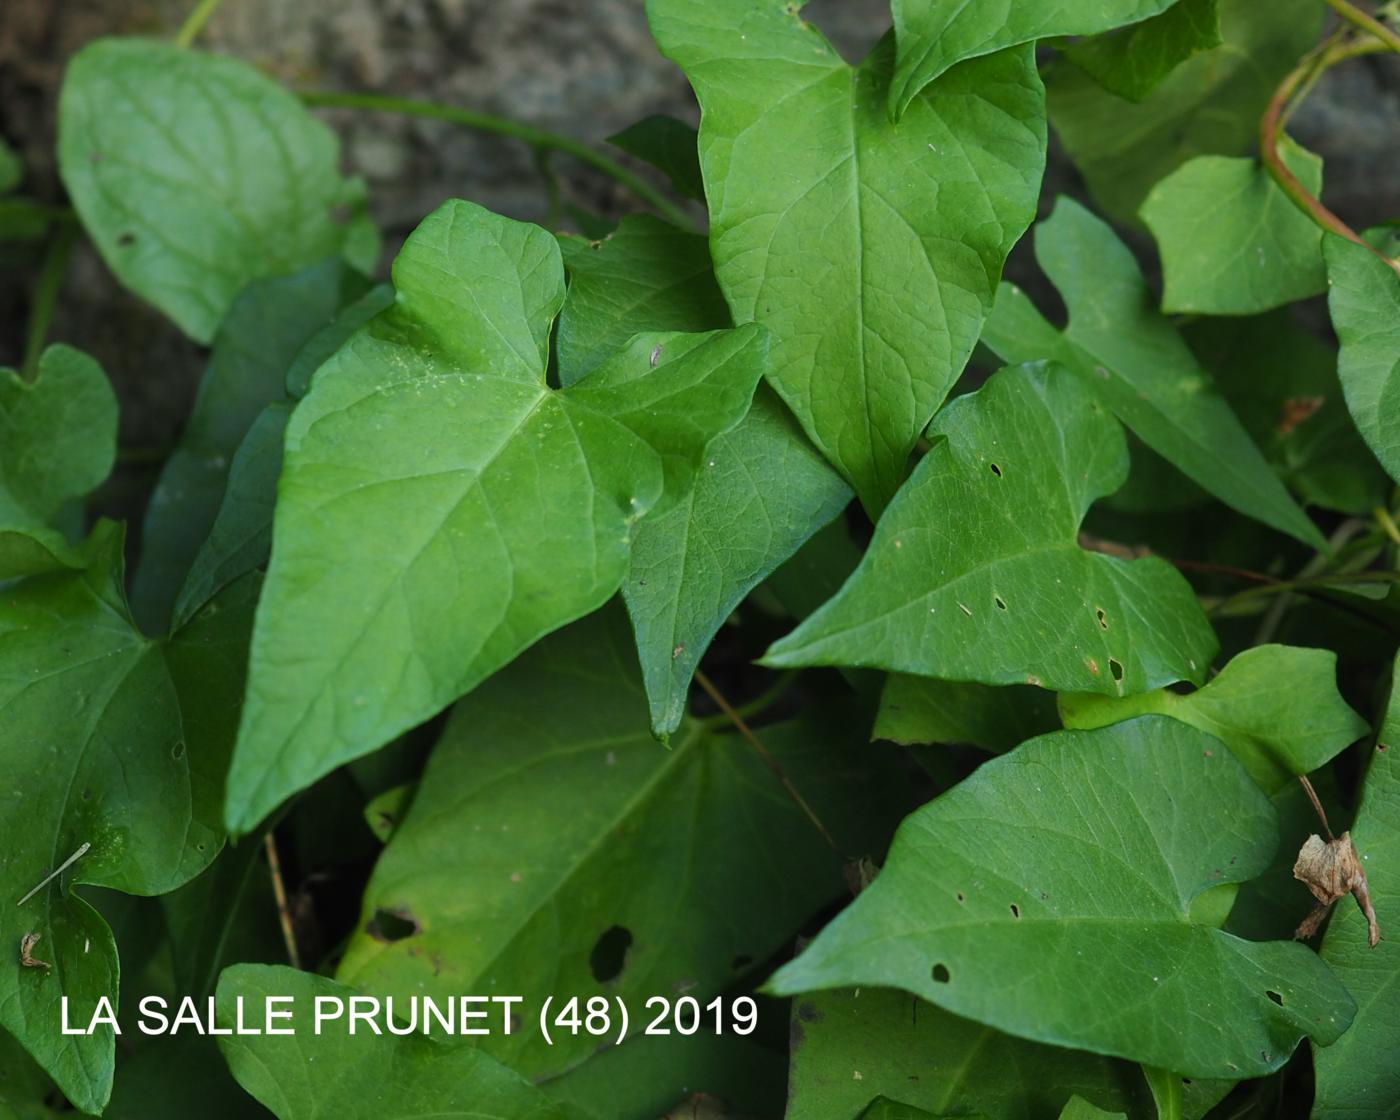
989;462;1002;478
994;596;1007;611
589;925;633;983
1108;658;1124;682
931;963;950;983
171;741;185;760
1095;608;1108;630
367;908;419;943
1266;990;1283;1006
731;953;753;971
956;892;965;904
1009;903;1021;919
116;231;136;247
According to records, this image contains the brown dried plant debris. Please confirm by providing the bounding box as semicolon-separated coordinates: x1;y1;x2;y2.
1293;832;1381;948
19;931;49;969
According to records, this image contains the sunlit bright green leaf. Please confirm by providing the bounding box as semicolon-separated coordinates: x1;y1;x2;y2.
649;0;1045;514
224;199;764;835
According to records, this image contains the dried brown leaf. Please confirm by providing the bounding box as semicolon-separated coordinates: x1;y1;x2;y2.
1293;831;1381;948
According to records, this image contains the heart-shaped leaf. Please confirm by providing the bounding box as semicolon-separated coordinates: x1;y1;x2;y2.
764;363;1217;697
0;345;116;578
1140;141;1326;315
224;199;766;834
889;0;1178;119
982;198;1323;549
1;531;254;1112
57;40;376;343
648;0;1045;514
1061;0;1221;102
1326;234;1400;486
1060;644;1367;793
1046;0;1323;223
769;716;1356;1079
337;606;910;1079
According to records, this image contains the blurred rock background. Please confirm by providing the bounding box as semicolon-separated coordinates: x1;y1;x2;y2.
0;0;1396;476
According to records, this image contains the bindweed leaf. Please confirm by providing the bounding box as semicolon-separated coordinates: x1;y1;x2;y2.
786;986;1145;1120
983;198;1324;549
1061;0;1221;102
649;0;1045;515
1326;234;1400;486
1060;645;1367;793
769;717;1357;1079
764;363;1216;697
337;606;911;1078
57;40;375;343
889;0;1179;119
1046;0;1323;224
1141;140;1326;315
223;200;765;835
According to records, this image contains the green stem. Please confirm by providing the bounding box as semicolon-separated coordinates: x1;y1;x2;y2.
1143;1067;1184;1120
21;222;78;378
1324;0;1400;53
298;90;701;234
1261;36;1400;275
174;0;227;48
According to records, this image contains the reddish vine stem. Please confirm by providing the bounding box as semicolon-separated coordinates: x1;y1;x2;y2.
693;669;847;860
1262;30;1400;276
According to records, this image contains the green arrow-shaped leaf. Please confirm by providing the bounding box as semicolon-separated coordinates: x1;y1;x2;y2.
764;363;1216;697
647;0;1045;515
1327;234;1400;486
1;530;253;1112
769;717;1356;1079
1060;0;1221;102
57;40;375;344
1060;645;1367;793
0;345;117;579
337;606;910;1079
982;198;1323;549
216;965;568;1120
224;199;766;834
557;214;729;387
889;0;1178;119
1140;141;1326;315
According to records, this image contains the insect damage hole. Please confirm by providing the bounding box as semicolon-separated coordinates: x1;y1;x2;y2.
931;963;950;983
989;462;1002;477
366;908;419;943
994;595;1007;611
1009;903;1021;919
1095;608;1108;630
589;925;633;983
1266;990;1284;1006
1108;658;1124;682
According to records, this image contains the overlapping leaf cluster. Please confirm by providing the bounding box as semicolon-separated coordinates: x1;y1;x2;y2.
3;0;1400;1117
